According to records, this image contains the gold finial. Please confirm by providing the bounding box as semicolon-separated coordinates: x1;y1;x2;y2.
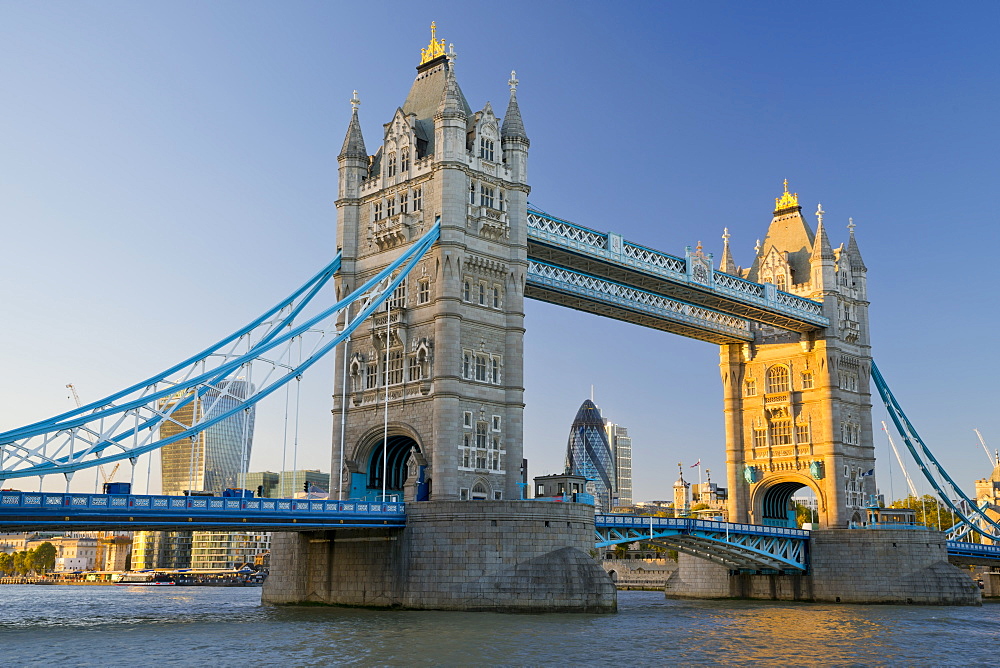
774;178;800;212
420;21;447;65
722;227;730;244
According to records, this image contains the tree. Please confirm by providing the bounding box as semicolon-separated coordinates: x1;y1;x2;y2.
890;495;958;531
32;542;56;574
795;502;817;528
13;550;30;575
0;552;12;576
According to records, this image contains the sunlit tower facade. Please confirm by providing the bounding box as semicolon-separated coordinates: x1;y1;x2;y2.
565;400;616;512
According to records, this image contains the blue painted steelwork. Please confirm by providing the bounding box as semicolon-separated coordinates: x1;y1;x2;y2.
525;208;828;331
527;260;753;344
0;222;441;483
595;514;809;571
946;540;1000;562
872;362;1000;542
0;491;405;532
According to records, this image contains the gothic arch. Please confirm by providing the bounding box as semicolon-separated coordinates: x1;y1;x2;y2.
749;472;826;528
354;422;425;475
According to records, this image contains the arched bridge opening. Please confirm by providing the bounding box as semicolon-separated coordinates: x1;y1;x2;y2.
365;435;425;502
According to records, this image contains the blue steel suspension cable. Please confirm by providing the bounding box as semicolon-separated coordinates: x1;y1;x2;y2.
0;222;440;479
871;361;1000;538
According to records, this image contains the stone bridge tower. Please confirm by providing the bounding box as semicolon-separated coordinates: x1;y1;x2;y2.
719;183;875;528
332;26;529;502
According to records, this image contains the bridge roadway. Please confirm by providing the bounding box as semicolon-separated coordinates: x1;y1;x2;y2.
0;491;405;532
3;492;997;570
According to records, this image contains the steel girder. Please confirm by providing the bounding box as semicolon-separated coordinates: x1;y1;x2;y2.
0;222;441;483
526;260;753;344
525;209;828;332
595;515;809;571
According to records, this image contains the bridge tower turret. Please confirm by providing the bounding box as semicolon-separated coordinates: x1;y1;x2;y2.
330;25;529;503
721;182;875;528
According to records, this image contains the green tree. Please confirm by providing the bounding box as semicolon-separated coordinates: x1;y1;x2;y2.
890;495;958;531
32;542;56;573
0;552;12;575
13;550;30;575
794;502;817;528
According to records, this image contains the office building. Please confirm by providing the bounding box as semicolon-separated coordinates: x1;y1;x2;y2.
565;399;616;512
604;420;633;507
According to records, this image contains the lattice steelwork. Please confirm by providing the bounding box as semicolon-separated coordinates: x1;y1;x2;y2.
0;221;441;484
526;207;827;331
527;260;752;344
595;514;809;571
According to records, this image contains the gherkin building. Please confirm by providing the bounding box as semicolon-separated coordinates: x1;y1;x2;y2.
565;399;616;511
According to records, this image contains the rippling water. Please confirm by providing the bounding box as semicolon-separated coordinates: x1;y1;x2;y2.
1;585;998;666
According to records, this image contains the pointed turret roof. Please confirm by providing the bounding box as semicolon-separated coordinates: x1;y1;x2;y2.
501;70;528;142
846;218;867;271
437;62;466;116
719;227;737;274
338;91;367;160
747;180;815;283
810;204;835;263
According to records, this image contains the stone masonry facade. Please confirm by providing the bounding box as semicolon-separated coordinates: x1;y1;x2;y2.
262;500;617;612
719;190;876;527
332;37;529;503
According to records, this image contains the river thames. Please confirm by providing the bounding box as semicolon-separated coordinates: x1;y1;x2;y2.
2;586;998;666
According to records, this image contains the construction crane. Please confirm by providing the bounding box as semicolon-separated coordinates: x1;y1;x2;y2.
67;383;119;485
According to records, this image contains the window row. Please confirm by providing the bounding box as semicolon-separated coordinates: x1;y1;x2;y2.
463;412;502;432
384;149;412;178
459;484;503;501
380;280;431;311
463;280;503;308
841;421;860;445
751;422;811;448
372;187;423;221
462;351;502;384
744;367;815;396
353;350;428;391
839;371;859;392
469;179;505;210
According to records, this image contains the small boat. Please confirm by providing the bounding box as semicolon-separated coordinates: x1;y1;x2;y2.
115;572;176;586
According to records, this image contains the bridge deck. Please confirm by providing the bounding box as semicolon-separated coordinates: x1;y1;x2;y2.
0;491;405;532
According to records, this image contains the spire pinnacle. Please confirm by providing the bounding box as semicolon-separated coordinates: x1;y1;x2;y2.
501;70;528;142
816;202;825;227
719;227;737;274
350;90;360;111
420;21;447;65
848;217;856;235
338;92;367;161
846;217;867;271
774;178;800;213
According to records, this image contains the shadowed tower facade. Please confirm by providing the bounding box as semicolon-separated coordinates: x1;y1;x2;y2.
332;25;529;502
719;184;875;528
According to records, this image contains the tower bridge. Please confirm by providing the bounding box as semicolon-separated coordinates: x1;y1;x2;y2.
0;26;989;609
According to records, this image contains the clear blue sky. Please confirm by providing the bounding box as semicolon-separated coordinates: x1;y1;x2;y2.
2;2;998;502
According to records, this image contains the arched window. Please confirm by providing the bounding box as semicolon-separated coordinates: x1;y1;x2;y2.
478;283;485;305
775;273;787;291
492;286;500;308
471;481;489;500
766;365;790;393
400;147;410;172
386;153;397;178
463;281;471;301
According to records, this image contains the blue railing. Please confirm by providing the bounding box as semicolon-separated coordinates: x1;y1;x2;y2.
947;540;1000;560
594;514;810;539
0;491;405;531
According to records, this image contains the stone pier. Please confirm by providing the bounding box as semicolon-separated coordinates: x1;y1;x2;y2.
664;528;980;605
262;500;616;612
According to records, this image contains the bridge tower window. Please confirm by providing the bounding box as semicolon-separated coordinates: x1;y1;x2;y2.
373;200;383;221
412;187;422;211
462;353;472;379
382;349;404;385
471;481;488;500
770;420;793;446
479;137;494;161
400;148;410;173
480;185;495;209
386;153;397;178
745;379;757;396
796;422;810;444
802;371;814;390
775;273;787;292
478;283;486;305
491;357;500;384
365;361;378;390
418;279;430;304
475;355;488;381
492;286;501;308
407;355;421;382
753;428;767;449
463;280;471;302
470;180;477;204
400;191;409;213
387;196;396;217
766;365;790;393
